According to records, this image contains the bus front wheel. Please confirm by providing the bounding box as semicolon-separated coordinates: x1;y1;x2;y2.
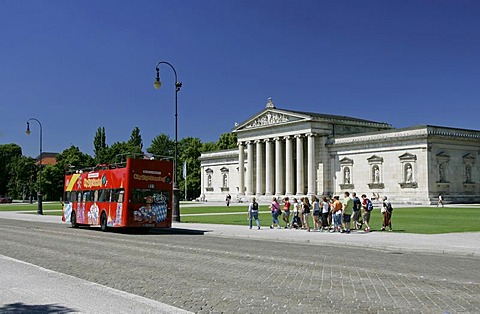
100;212;108;232
71;211;78;228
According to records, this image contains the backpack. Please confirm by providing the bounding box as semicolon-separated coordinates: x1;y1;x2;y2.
386;202;393;213
252;202;258;211
366;199;373;212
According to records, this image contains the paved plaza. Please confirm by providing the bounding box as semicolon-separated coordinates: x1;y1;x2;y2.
0;209;479;313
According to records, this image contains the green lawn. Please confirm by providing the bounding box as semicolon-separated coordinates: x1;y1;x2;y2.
179;206;480;234
2;203;479;234
0;203;62;211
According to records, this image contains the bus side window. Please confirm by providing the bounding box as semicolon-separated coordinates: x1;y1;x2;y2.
112;189;124;202
104;189;111;203
98;189;107;202
64;191;71;204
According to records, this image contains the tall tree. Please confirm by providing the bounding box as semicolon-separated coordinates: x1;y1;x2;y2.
147;133;174;158
200;142;217;153
0;144;23;196
97;141;143;165
39;146;94;201
128;127;143;150
216;132;238;150
93;127;107;158
6;155;36;200
178;137;202;200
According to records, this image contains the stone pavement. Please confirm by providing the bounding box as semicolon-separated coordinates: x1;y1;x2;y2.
0;209;479;313
0;254;192;314
1;209;479;257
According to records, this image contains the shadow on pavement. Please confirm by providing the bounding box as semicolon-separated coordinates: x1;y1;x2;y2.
86;226;208;236
0;302;77;313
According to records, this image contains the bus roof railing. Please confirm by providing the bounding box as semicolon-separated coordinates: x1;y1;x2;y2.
64;153;173;175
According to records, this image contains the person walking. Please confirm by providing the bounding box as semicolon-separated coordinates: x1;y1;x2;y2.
247;197;261;229
270;197;281;229
342;191;353;233
291;198;302;229
282;197;291;228
312;196;321;231
351;192;362;230
437;195;444;207
331;196;342;232
381;196;393;231
321;196;330;231
302;197;311;232
226;194;231;207
361;194;373;232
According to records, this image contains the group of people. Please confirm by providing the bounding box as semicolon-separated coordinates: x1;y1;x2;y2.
247;192;394;232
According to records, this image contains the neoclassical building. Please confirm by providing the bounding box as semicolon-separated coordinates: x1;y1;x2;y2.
199;98;480;204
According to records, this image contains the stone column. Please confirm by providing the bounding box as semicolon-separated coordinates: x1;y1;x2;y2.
295;135;304;195
255;140;264;195
275;137;285;195
246;141;254;195
285;136;294;195
265;139;274;196
307;133;316;196
238;142;245;195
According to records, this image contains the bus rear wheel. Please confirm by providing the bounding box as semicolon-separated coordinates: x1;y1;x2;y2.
100;212;108;232
71;211;78;228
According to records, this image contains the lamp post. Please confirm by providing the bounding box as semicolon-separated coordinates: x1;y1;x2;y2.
26;118;43;215
154;61;182;222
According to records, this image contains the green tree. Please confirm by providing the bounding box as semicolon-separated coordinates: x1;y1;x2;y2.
216;132;237;150
39;146;94;201
93;127;107;160
41;163;64;201
128;127;143;150
97;142;143;165
178;137;202;200
200;141;217;153
6;155;36;200
0;144;23;196
56;145;95;170
147;133;174;158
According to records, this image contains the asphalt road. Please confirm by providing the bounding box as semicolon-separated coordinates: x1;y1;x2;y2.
0;218;479;313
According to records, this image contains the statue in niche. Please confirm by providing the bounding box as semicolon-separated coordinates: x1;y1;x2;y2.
207;174;212;187
373;166;380;183
439;164;445;182
223;174;228;187
344;167;350;184
405;164;413;183
465;165;472;183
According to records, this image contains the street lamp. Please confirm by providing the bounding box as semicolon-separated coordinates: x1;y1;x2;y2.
154;61;182;222
26;118;43;215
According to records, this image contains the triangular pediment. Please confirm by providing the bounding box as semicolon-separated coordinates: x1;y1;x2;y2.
339;157;354;165
463;153;475;162
436;151;450;158
399;152;417;161
233;109;311;132
367;155;384;163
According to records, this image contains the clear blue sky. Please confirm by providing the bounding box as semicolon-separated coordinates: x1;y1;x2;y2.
1;0;479;158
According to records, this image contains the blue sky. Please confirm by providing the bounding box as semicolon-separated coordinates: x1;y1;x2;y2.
1;0;479;158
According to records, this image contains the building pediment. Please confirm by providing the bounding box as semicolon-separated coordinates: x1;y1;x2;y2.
339;157;354;165
399;152;417;161
367;155;384;163
436;152;450;158
463;153;476;163
233;109;311;132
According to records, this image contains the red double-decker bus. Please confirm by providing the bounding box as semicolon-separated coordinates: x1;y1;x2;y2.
62;156;173;231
